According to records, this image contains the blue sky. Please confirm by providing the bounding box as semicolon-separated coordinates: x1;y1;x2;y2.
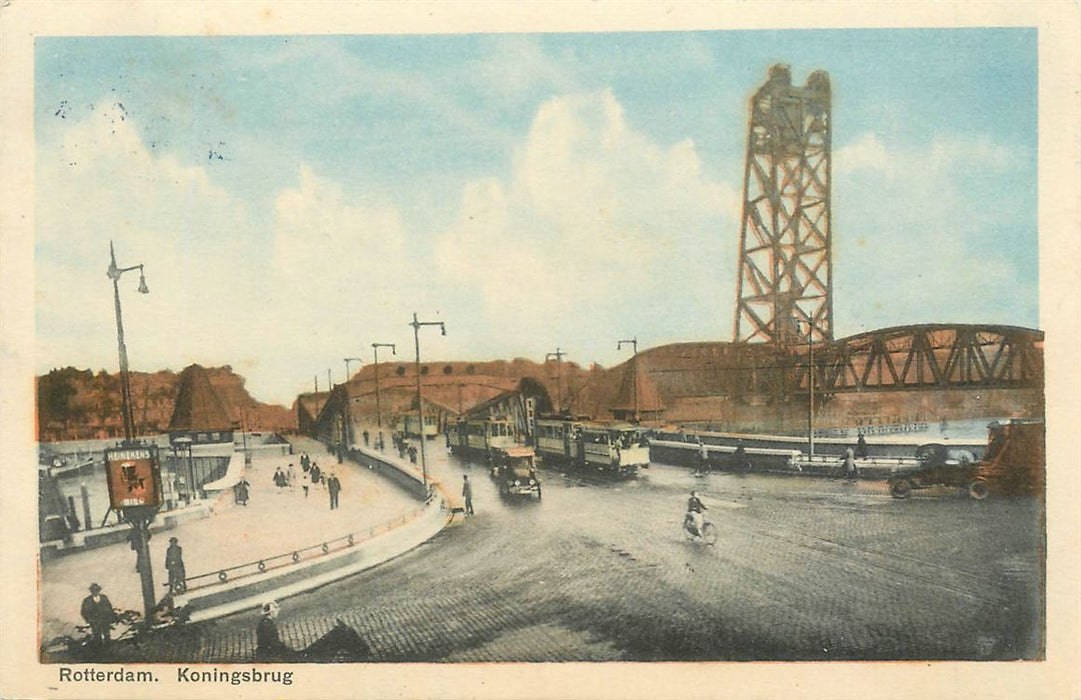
35;29;1038;405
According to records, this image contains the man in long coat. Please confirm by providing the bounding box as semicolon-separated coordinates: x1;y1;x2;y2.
80;583;116;647
327;473;341;510
165;537;186;593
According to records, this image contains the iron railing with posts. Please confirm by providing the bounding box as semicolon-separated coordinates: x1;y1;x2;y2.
177;498;437;595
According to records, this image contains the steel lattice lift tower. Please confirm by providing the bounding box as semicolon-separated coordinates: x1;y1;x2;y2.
734;64;833;346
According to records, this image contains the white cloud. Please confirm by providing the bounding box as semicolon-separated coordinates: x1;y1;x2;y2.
271;164;406;286
36;100;259;381
434;90;740;355
834;132;889;173
832;131;1036;335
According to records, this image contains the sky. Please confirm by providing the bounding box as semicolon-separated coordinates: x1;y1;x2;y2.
34;28;1038;406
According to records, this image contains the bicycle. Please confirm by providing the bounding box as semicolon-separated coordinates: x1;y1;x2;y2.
683;514;718;545
40;609;142;661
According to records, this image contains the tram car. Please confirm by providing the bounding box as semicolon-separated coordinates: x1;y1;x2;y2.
533;417;649;477
402;413;440;440
449;417;519;457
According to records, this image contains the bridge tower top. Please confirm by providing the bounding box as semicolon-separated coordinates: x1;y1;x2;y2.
733;64;833;346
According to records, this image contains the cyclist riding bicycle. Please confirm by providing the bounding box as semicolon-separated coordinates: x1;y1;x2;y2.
685;490;707;536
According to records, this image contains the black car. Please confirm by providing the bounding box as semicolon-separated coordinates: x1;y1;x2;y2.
491;446;542;499
888;443;983;499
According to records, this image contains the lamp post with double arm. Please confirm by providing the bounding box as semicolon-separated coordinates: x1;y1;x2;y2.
617;337;639;423
106;242;159;627
410;314;445;492
107;241;149;445
371;343;397;430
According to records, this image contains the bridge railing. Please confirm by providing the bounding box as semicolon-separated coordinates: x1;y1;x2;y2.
176;500;433;595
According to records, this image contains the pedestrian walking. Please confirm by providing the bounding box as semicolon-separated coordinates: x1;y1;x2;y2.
287;463;297;489
462;474;474;516
310;463;322;487
273;467;287;492
301;453;310;472
327;472;341;510
363;430;370;446
165;537;186;593
695;438;708;476
843;447;859;481
80;583;116;648
408;446;417;464
855;432;869;458
235;477;250;506
301;469;310;498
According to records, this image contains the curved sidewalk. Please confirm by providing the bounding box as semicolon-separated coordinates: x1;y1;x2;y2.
40;438;435;640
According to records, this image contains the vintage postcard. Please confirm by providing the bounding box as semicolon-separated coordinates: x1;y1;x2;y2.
2;2;1079;699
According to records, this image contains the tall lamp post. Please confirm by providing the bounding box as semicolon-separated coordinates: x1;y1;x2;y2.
239;406;251;466
545;347;566;414
801;320;816;458
371;343;397;430
344;357;363;449
410;313;445;491
617;337;639;423
344;357;363;381
107;241;149;444
106;241;158;627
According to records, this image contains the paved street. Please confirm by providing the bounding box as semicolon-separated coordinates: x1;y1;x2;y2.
110;440;1044;663
39;438;417;644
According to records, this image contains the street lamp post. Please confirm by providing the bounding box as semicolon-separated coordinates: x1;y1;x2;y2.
344;357;363;382
410;313;445;491
173;436;195;502
617;337;639;423
107;241;149;444
371;343;397;429
106;242;158;627
239;406;251;466
344;357;363;450
801;320;816;458
545;347;566;414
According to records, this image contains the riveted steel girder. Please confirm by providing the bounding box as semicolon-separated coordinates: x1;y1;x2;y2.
790;324;1044;394
734;65;832;347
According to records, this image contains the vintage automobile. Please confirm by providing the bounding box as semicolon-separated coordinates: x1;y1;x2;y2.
491;446;542;499
888;443;981;499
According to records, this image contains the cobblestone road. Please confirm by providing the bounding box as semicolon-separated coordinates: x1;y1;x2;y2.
105;445;1044;663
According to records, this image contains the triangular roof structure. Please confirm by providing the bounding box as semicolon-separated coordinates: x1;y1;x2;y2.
609;355;665;417
168;364;234;432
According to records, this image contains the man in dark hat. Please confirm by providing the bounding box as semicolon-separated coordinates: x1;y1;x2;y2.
327;472;341;510
165;537;186;593
80;583;116;647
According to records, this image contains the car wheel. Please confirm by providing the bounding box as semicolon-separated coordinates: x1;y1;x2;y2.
890;479;913;499
968;480;990;500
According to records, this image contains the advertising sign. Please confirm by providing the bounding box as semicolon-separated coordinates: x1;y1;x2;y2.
104;446;163;510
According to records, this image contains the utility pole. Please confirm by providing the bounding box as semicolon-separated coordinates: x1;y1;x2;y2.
806;322;815;458
545;348;567;414
371;343;396;429
617;337;639;423
410;313;446;491
343;357;363;449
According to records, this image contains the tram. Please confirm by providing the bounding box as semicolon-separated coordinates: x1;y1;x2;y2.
402;413;439;440
449;417;519;457
533;417;649;477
